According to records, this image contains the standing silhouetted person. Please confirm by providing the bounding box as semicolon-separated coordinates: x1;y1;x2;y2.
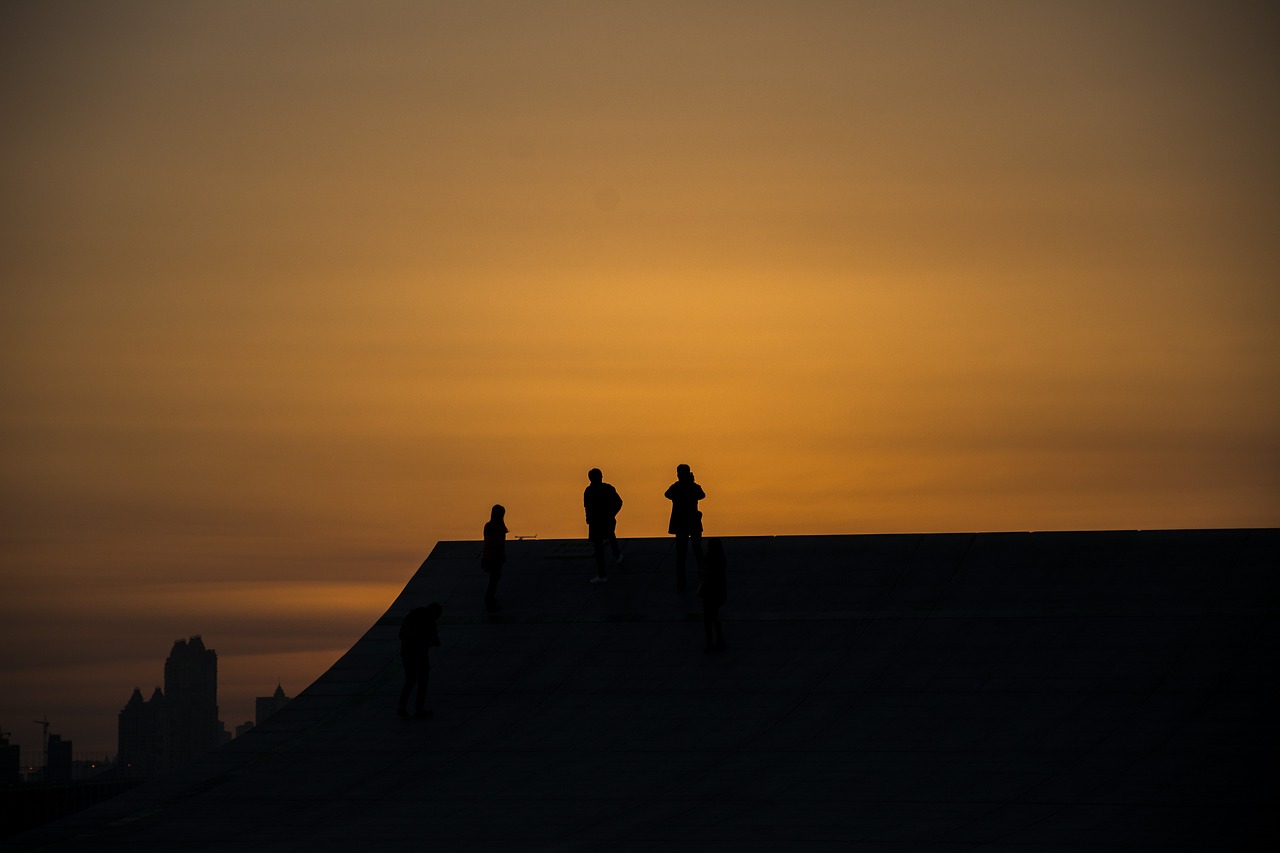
398;603;442;718
482;504;507;612
665;463;705;591
584;468;624;583
699;538;727;652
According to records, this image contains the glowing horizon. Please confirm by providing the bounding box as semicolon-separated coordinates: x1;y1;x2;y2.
2;1;1277;760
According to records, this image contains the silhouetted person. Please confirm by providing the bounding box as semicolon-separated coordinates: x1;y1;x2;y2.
699;538;727;652
584;468;624;583
665;463;705;591
398;603;442;718
482;504;507;612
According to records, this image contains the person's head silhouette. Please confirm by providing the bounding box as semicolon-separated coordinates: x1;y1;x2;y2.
588;468;603;483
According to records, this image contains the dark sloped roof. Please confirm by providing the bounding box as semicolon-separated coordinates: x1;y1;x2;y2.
12;529;1278;851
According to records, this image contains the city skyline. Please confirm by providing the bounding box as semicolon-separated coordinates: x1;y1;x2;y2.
3;1;1277;763
7;636;292;780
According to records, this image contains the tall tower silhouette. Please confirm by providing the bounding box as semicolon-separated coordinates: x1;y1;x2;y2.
162;636;220;772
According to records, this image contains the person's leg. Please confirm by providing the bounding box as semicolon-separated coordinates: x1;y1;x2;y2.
713;606;725;649
591;533;606;579
675;534;688;590
414;665;431;716
398;663;416;715
691;532;704;567
609;530;622;561
703;599;715;652
485;569;500;610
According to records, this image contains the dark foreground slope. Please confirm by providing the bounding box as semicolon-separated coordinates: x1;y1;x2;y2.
9;530;1278;851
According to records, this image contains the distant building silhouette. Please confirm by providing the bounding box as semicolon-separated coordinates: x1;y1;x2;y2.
163;636;222;771
1;729;19;785
45;734;73;783
255;683;291;726
116;636;225;778
117;687;165;778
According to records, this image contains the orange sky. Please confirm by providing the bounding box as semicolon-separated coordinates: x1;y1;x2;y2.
2;1;1277;759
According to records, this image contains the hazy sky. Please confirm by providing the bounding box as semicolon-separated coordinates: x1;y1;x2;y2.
2;1;1277;760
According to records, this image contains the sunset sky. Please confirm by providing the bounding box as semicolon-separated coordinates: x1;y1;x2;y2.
2;1;1277;761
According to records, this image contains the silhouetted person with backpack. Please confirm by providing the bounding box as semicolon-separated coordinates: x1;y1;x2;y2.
482;504;507;612
397;603;442;718
665;463;705;591
699;538;727;652
584;468;624;583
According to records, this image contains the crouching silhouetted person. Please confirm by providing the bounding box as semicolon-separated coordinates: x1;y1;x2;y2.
398;603;442;718
699;538;727;653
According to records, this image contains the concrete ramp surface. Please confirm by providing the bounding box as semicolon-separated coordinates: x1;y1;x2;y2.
10;529;1278;851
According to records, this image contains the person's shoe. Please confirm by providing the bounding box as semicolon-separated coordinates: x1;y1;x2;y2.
414;709;433;719
590;576;604;583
